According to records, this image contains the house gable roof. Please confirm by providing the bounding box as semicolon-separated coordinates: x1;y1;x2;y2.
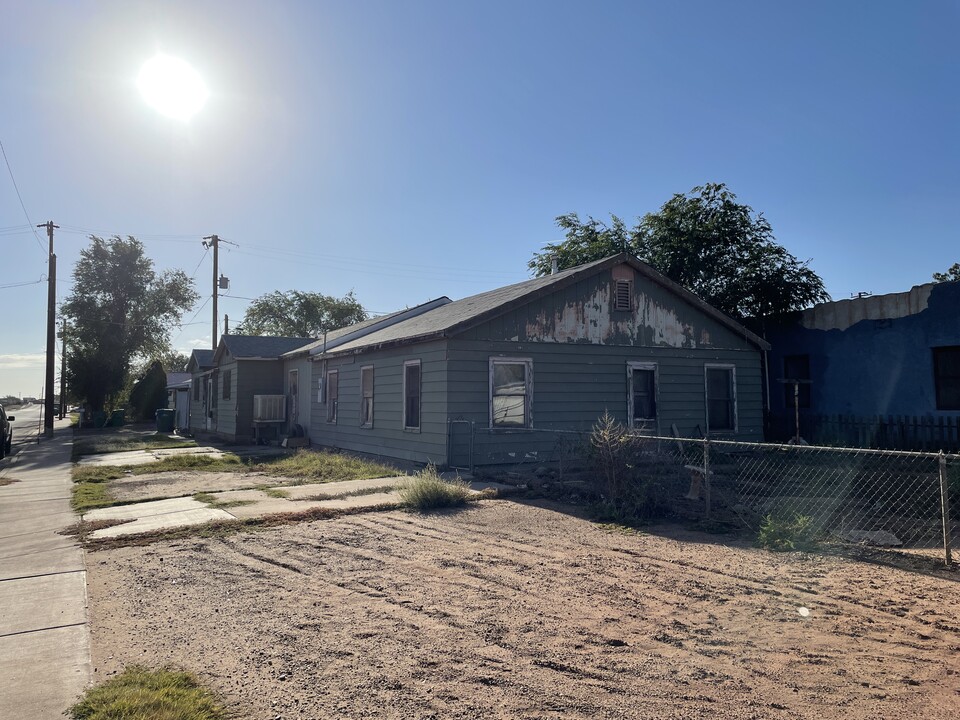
322;253;770;355
186;349;215;373
213;335;315;365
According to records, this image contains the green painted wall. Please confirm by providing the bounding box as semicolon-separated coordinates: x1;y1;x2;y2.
309;341;448;464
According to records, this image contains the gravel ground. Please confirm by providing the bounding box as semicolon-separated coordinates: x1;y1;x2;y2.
86;500;960;719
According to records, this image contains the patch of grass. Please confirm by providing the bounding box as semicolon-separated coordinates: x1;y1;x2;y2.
72;432;197;459
758;512;817;552
399;466;470;510
253;449;398;482
299;484;400;501
59;518;135;541
0;477;20;487
68;665;225;720
258;486;290;499
72;453;245;483
72;482;114;512
192;492;255;509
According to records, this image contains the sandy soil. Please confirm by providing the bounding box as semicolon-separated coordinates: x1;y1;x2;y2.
85;500;960;719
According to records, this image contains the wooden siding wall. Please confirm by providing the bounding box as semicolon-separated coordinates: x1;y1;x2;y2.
447;340;763;440
309;341;448;464
213;361;239;439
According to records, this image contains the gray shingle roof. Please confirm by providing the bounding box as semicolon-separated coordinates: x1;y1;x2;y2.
322;254;769;355
188;349;215;370
220;335;315;360
283;297;452;358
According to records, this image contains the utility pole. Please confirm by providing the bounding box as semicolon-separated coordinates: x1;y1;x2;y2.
201;235;236;351
39;221;59;438
202;235;219;351
59;319;67;419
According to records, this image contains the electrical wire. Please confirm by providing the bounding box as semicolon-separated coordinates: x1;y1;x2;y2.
0;138;46;254
0;277;45;290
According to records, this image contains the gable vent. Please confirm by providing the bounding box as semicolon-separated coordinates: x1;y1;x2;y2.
614;279;632;311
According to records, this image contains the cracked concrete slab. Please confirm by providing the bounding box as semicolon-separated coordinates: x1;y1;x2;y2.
77;446;226;467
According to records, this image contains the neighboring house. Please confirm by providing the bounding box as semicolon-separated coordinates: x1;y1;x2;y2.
765;280;960;445
305;253;769;467
191;335;314;443
165;372;192;432
186;349;214;435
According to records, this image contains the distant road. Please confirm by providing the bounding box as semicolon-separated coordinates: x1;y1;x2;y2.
6;403;44;453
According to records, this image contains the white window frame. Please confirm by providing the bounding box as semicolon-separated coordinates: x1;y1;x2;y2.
489;357;534;429
704;363;737;434
360;365;374;428
627;361;658;433
402;359;421;431
325;369;338;424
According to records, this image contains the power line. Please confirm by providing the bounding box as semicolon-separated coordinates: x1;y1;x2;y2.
0;138;45;254
0;277;45;290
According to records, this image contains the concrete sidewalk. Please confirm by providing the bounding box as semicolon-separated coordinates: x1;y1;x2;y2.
0;424;90;719
84;475;516;539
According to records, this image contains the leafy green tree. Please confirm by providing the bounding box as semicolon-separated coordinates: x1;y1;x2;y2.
62;236;199;412
235;290;367;337
933;263;960;283
128;360;168;421
529;183;830;320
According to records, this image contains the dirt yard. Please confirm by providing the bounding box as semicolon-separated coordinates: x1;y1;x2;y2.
85;500;960;719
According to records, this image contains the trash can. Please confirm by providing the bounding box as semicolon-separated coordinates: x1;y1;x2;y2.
155;409;174;433
110;409;126;427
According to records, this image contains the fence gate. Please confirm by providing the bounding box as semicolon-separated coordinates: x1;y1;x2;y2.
447;419;474;472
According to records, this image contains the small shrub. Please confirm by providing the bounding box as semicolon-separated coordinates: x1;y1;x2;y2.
758;512;817;551
399;466;470;510
588;412;670;522
68;665;225;720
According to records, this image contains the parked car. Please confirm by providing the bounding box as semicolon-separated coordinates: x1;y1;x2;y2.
0;405;15;459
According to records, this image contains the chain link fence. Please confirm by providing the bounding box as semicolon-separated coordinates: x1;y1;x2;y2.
448;420;957;566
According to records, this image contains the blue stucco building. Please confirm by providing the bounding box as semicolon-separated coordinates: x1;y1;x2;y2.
765;280;960;446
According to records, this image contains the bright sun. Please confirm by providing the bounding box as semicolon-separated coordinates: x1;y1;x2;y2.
137;54;209;121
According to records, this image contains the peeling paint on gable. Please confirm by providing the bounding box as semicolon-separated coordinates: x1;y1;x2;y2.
520;285;707;348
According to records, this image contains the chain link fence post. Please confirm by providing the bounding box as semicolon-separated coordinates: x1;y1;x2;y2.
703;436;712;520
939;451;953;567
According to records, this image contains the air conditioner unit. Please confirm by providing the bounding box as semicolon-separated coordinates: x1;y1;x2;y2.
253;395;286;423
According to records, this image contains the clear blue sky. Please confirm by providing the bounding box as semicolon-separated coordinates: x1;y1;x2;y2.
1;0;958;397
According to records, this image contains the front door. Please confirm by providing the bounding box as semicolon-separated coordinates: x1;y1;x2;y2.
288;369;299;431
206;376;214;430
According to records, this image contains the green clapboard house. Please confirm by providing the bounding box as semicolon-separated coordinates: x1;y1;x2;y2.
302;253;770;467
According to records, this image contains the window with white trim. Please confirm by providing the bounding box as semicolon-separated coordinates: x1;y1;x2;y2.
360;365;374;427
326;369;338;423
705;365;736;432
490;358;533;428
403;360;421;430
613;279;632;311
627;362;657;430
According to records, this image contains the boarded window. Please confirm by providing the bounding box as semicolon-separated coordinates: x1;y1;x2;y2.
403;361;420;429
782;355;811;409
326;370;338;423
360;365;374;427
491;358;533;428
629;364;657;428
614;279;632;311
222;370;231;400
706;366;735;432
934;347;960;410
